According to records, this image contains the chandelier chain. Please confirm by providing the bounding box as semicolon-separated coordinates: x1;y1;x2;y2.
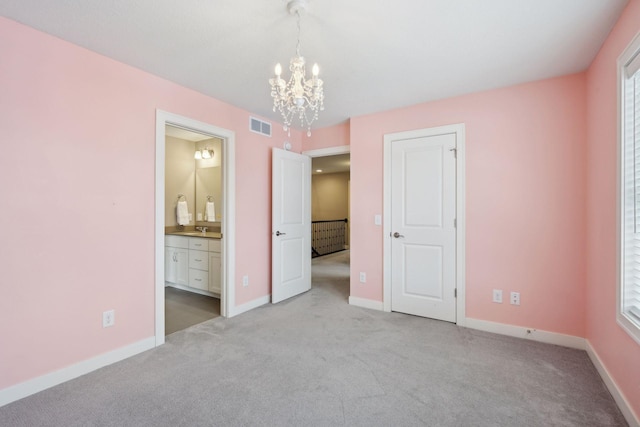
296;12;301;57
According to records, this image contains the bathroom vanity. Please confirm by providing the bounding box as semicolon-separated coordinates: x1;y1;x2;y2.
165;233;222;296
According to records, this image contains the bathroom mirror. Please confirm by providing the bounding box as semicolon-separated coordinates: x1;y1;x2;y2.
195;166;222;223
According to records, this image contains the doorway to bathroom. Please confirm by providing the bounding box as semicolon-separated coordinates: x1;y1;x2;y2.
155;110;236;346
163;125;223;335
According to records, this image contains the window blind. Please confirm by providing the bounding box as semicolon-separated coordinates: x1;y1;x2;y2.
623;67;640;324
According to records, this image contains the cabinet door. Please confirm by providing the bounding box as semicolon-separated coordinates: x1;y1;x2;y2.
209;252;221;294
175;249;189;286
189;250;209;271
165;248;177;284
189;268;209;290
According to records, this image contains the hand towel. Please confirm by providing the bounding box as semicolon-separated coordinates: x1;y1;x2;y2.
177;200;189;225
206;201;216;222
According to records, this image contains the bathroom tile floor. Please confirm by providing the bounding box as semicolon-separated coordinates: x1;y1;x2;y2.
165;287;220;335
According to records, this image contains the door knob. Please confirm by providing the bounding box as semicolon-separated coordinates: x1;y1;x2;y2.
393;232;404;238
275;231;286;236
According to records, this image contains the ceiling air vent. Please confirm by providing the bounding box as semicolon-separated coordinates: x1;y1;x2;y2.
250;117;272;137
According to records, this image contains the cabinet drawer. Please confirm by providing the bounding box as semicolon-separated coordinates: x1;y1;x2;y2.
189;237;208;251
209;239;221;253
189;250;209;270
166;235;189;249
188;268;208;290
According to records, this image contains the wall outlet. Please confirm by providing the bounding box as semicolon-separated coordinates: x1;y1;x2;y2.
103;310;115;328
510;292;521;306
492;289;503;303
374;215;382;226
359;272;366;283
242;275;249;287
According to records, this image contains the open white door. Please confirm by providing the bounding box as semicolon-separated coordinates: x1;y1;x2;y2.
272;148;311;303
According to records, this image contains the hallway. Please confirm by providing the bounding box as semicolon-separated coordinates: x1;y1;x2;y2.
311;250;350;302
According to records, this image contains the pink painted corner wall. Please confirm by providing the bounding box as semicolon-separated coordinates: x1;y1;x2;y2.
347;74;588;337
303;121;350;151
0;16;299;390
586;0;640;418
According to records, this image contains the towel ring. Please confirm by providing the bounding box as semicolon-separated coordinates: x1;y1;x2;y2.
177;194;186;201
207;195;214;202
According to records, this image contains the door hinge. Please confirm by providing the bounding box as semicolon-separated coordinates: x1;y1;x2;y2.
454;288;457;298
449;148;457;158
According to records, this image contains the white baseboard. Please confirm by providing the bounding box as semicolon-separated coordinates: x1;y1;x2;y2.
166;283;217;298
228;294;271;317
464;318;586;350
0;336;156;408
586;341;640;427
349;296;384;311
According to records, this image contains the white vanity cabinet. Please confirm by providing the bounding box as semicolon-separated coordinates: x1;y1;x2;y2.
208;239;222;294
165;235;222;296
165;236;189;286
188;238;209;291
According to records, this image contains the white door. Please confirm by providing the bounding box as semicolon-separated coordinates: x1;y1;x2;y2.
272;148;311;303
390;132;457;322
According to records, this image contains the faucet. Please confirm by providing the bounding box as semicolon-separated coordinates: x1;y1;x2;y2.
196;226;208;233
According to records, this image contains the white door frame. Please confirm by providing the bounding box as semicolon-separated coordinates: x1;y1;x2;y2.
155;110;236;346
383;124;466;326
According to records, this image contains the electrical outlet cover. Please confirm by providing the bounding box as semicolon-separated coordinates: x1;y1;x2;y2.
510;292;520;306
492;289;503;303
103;310;115;327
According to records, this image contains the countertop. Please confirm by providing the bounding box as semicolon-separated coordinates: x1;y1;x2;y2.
166;231;221;239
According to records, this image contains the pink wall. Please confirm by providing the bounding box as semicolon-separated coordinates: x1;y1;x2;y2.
347;74;588;337
0;16;300;390
303;121;350;151
586;0;640;418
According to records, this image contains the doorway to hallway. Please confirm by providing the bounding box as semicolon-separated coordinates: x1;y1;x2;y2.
312;250;350;302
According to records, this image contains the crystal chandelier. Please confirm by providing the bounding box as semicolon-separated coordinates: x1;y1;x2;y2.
269;0;324;137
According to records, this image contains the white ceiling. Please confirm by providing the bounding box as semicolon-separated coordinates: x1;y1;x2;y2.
0;0;628;130
165;125;214;142
312;154;350;175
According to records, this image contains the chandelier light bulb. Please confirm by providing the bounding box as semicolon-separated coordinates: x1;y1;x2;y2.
312;63;319;76
275;63;282;76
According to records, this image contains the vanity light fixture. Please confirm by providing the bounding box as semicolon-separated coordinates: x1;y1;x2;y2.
194;148;214;160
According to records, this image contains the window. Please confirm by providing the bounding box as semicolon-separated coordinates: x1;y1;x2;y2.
618;32;640;345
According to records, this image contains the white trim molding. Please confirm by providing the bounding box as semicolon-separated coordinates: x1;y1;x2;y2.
383;123;466;325
302;145;350;157
155;110;237;344
616;30;640;347
0;337;155;408
349;296;384;311
586;341;640;427
464;318;586;350
228;295;271;317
